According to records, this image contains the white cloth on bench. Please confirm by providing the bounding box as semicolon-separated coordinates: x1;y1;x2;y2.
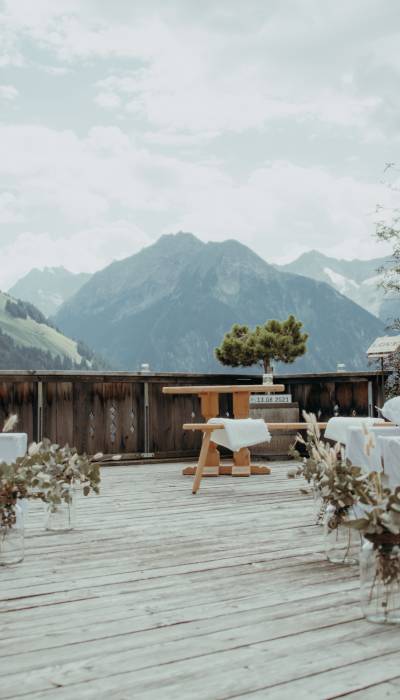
208;418;271;453
0;433;27;465
325;417;384;445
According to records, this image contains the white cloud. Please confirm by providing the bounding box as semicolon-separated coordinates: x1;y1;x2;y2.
93;39;381;136
372;32;400;73
0;124;156;224
0;84;18;100
2;223;151;290
1;0;385;136
163;160;392;263
0;0;397;290
0;120;392;291
41;65;71;76
0;191;24;223
94;91;121;110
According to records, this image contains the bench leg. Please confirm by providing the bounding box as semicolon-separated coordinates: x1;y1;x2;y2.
192;432;212;494
232;447;251;477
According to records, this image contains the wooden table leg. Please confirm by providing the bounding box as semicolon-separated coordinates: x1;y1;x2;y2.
231;391;271;476
192;431;211;494
182;391;221;477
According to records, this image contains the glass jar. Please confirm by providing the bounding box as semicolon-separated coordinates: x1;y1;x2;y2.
0;503;24;565
324;505;360;565
360;537;400;624
312;486;326;526
45;486;77;532
262;373;274;385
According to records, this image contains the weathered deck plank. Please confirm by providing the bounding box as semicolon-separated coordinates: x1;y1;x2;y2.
0;463;398;700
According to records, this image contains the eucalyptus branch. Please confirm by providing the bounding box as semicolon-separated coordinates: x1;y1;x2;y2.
0;439;108;526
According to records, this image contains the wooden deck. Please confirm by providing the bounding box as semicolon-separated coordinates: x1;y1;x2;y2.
1;463;400;699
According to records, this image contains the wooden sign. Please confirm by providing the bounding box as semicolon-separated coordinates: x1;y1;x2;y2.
367;335;400;358
250;393;292;404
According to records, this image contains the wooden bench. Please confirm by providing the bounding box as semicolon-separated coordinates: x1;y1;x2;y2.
183;423;225;494
183;421;328;494
267;422;328;432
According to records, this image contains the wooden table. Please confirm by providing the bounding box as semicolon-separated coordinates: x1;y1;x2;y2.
162;384;284;477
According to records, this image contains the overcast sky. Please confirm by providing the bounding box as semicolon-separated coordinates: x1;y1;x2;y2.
0;0;398;288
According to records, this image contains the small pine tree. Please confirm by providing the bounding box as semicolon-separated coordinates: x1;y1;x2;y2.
215;315;308;372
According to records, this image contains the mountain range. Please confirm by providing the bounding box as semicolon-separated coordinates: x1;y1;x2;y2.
54;232;386;373
0;291;102;370
9;266;91;317
280;250;398;324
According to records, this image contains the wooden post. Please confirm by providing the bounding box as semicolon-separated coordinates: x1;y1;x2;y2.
231;391;251;476
182;391;220;476
231;390;271;476
199;392;220;475
37;380;43;442
142;381;153;457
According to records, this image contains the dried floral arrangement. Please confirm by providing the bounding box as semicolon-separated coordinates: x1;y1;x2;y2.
345;474;400;580
346;474;400;538
0;415;105;529
288;412;375;527
0;414;24;528
0;462;29;529
2;414;18;433
287;408;400;617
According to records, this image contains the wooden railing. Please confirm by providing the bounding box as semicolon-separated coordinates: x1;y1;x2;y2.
0;370;387;459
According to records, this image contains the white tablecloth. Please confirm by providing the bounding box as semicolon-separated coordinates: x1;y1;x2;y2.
325;417;385;444
345;425;400;473
208;418;271;453
0;433;27;465
380;397;400;425
379;436;400;488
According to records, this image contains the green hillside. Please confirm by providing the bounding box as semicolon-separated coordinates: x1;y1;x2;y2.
0;291;101;370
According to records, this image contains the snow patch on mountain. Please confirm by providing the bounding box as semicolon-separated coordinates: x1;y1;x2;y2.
323;267;359;293
281;252;394;322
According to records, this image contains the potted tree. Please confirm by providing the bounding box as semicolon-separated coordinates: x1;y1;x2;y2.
215;314;308;383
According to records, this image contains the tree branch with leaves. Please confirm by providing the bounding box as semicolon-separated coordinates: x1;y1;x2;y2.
215;314;308;372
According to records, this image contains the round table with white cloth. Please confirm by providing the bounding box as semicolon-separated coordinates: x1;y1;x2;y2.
325;417;385;445
345;425;400;474
0;433;27;465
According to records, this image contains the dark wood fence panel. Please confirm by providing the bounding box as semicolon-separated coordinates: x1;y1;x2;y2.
43;382;73;447
148;383;201;456
285;374;384;420
70;381;144;456
101;381;143;455
73;382;103;455
0;371;388;458
0;380;36;443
